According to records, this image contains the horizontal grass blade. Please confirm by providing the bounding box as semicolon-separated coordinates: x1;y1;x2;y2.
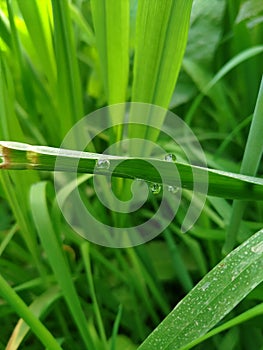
138;229;263;350
1;141;263;200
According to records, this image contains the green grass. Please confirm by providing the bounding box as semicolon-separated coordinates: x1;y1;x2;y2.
0;0;263;349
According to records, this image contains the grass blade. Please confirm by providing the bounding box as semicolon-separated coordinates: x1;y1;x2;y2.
181;302;263;349
17;0;56;84
0;53;44;276
132;0;193;107
138;229;263;350
90;0;129;106
81;242;108;349
0;274;62;350
69;3;95;46
223;75;263;254
51;0;83;136
6;285;61;350
30;181;95;349
129;0;193;149
185;46;263;124
1;141;263;200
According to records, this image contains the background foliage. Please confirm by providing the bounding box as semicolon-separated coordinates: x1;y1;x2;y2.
0;0;263;349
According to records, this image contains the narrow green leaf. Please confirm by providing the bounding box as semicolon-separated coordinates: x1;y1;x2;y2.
235;0;263;23
0;56;44;276
132;0;193;107
129;0;193;152
90;0;129;106
69;3;95;46
81;242;108;348
0;275;62;350
185;46;263;124
110;305;123;350
0;8;11;48
17;0;56;84
30;181;95;349
223;76;263;254
6;286;61;350
1;142;263;200
51;0;83;135
138;229;263;350
181;302;263;349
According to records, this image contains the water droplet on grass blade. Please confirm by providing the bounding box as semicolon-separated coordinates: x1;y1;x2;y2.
251;241;263;254
200;282;210;291
168;185;179;194
150;183;162;194
165;153;176;162
96;158;110;170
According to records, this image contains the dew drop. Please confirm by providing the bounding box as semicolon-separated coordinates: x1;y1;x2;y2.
96;158;110;170
150;183;162;194
168;185;179;194
200;282;210;291
134;178;147;188
165;153;176;162
251;241;263;254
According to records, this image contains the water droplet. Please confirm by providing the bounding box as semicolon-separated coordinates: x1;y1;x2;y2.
200;282;210;291
251;242;263;254
165;153;176;162
96;158;110;170
168;185;179;194
150;183;162;194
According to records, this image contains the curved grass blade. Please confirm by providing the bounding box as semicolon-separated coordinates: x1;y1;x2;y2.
1;141;263;200
30;181;95;349
6;286;62;350
223;75;263;254
138;229;263;350
0;274;62;350
185;45;263;124
69;3;95;46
